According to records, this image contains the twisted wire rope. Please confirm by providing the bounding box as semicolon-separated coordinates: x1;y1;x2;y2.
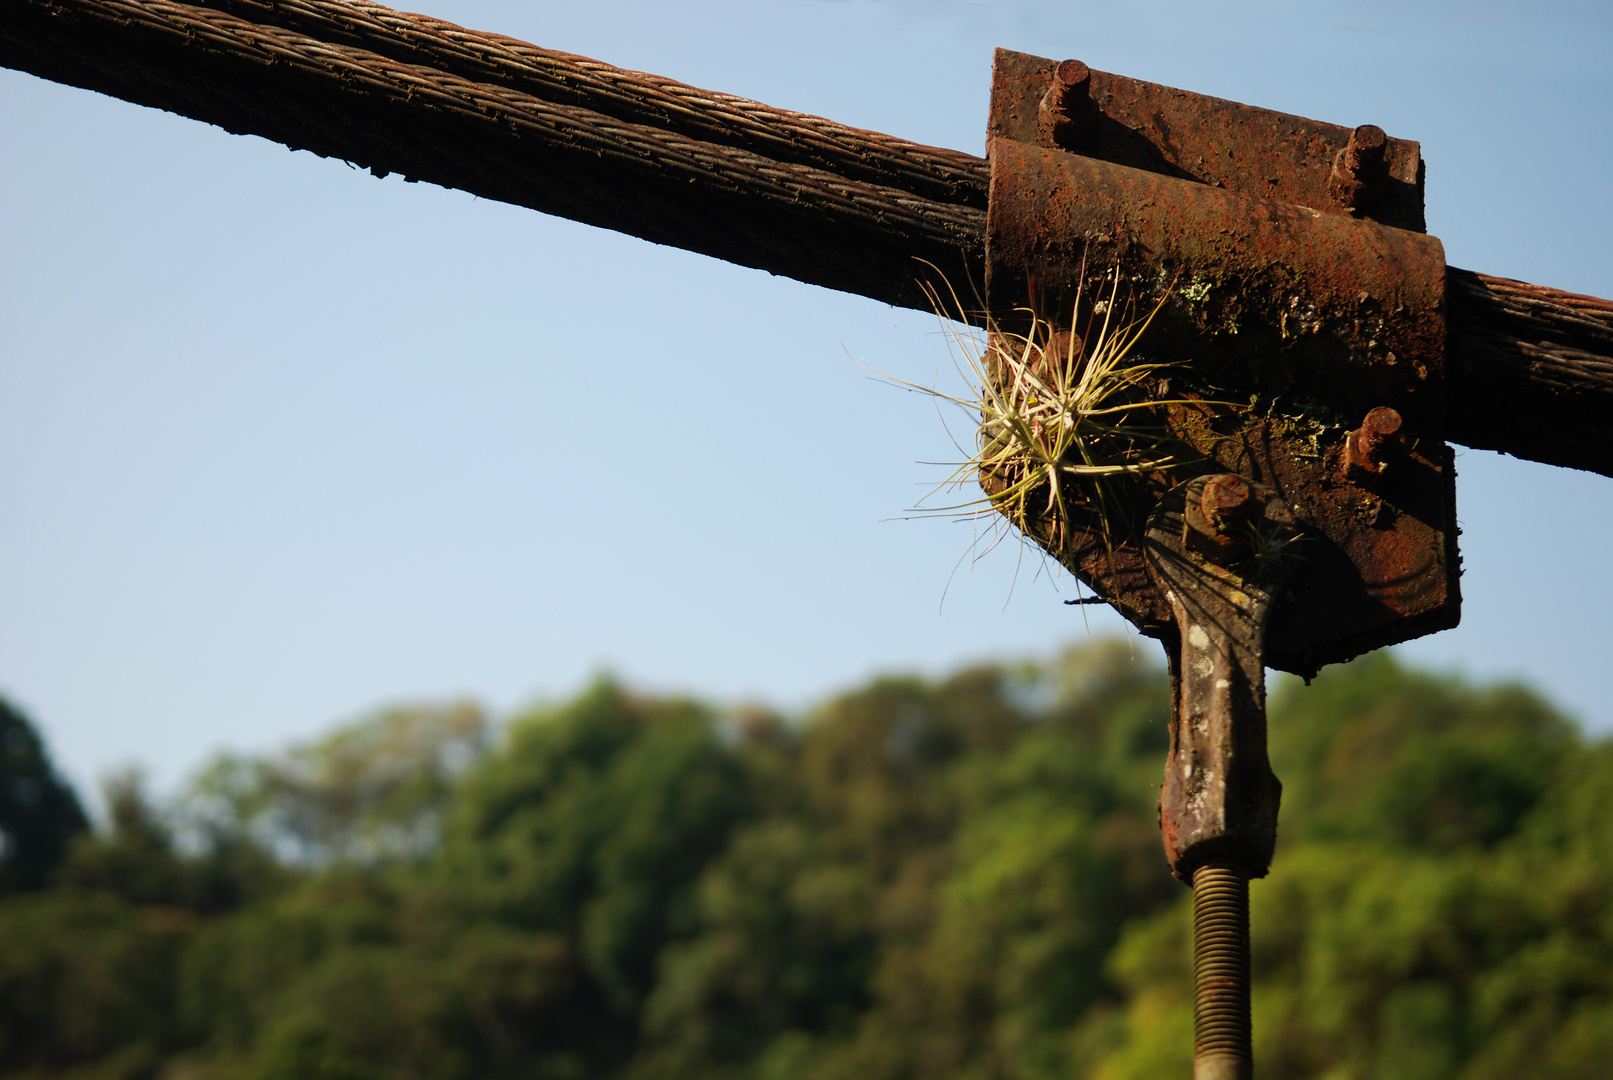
191;0;993;206
0;0;984;310
2;0;1610;473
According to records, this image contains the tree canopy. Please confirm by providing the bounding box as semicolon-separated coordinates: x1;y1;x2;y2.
1;642;1608;1079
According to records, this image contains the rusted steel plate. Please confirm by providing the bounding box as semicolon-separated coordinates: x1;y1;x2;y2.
988;48;1426;233
984;137;1457;674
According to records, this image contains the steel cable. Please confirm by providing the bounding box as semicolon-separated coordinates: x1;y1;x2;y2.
2;0;1611;475
187;0;993;207
0;0;983;311
1447;270;1613;477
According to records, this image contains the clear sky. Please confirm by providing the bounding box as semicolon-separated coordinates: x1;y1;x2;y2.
3;0;1611;802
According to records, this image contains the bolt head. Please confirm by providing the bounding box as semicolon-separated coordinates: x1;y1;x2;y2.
1183;474;1266;565
1052;60;1092;104
1200;474;1255;530
1331;124;1390;209
1039;59;1098;148
1358;405;1403;451
1342;406;1406;483
1349;124;1388;167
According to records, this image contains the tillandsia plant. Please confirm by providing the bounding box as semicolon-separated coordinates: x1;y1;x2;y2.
887;267;1202;562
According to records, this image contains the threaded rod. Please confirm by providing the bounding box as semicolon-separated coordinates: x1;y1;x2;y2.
1192;864;1252;1080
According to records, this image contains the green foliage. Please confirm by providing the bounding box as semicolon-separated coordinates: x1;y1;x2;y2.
0;889;185;1076
1094;653;1609;1080
0;697;88;893
188;702;488;866
1267;652;1572;850
3;647;1610;1080
60;771;286;914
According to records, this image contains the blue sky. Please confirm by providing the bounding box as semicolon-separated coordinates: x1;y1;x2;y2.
3;0;1611;800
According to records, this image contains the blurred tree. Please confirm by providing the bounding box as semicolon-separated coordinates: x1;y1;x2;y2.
631;641;1176;1080
186;701;488;865
4;646;1610;1080
1088;652;1603;1080
0;887;188;1077
0;696;87;893
60;770;285;913
431;678;755;1078
1267;652;1572;849
165;680;756;1080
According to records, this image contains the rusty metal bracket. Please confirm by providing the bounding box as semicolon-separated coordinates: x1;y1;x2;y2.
982;50;1460;676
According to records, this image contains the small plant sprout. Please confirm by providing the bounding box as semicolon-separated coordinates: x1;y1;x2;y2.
1240;513;1306;569
880;266;1197;560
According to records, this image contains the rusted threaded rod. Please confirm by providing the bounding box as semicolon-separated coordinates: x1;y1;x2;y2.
1192;864;1253;1080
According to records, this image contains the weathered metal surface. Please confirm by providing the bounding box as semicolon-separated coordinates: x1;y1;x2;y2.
1148;477;1284;1078
1147;476;1287;882
197;0;993;209
985;140;1447;414
984;135;1458;674
1341;405;1405;483
988;48;1426;233
1329;124;1391;213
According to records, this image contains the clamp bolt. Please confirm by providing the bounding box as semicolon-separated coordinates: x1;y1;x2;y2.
1185;474;1260;564
1039;60;1099;148
1342;405;1405;481
1330;123;1390;209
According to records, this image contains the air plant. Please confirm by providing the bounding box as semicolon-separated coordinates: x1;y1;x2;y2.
885;267;1195;559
